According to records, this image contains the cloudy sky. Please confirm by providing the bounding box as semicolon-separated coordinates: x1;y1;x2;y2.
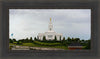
9;9;91;40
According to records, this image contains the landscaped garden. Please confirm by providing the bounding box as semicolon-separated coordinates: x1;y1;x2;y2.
9;36;90;50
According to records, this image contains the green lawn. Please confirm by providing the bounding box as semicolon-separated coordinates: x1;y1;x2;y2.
33;41;63;46
9;43;16;45
9;42;68;50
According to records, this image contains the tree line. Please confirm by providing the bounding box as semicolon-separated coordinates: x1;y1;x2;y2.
9;36;90;49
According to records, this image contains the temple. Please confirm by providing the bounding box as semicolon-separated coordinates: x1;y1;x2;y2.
37;18;63;40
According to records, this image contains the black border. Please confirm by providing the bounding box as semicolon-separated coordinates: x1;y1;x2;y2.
0;0;99;59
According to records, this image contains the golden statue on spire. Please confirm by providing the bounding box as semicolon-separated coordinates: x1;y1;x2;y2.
50;18;51;22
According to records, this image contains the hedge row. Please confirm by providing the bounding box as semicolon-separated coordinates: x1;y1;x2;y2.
33;41;63;46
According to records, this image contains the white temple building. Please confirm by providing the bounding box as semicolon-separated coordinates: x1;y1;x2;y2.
37;18;63;40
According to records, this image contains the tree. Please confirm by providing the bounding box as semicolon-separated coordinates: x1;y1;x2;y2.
62;37;65;43
25;38;29;43
63;37;65;41
17;41;20;44
22;39;24;43
21;39;25;43
34;37;37;41
43;36;46;42
37;36;39;40
67;37;71;42
30;37;33;43
62;37;66;45
60;36;61;41
13;39;16;42
71;37;74;42
67;37;72;45
74;38;80;43
85;40;91;49
81;40;85;43
9;38;13;43
54;36;57;41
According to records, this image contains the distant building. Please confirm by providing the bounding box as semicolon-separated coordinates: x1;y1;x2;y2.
37;18;63;40
68;42;83;50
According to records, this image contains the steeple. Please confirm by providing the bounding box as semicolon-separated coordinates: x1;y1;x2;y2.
48;18;53;31
50;18;51;22
49;18;52;24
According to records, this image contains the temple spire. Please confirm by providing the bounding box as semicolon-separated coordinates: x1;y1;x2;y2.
48;18;53;31
50;18;51;22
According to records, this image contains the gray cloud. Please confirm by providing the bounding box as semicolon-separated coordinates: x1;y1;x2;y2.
9;9;91;40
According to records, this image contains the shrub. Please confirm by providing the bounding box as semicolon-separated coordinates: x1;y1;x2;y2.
33;41;63;46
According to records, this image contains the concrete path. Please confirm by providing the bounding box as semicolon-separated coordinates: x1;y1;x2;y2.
11;46;65;50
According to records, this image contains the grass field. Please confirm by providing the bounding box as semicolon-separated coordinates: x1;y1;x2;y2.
9;41;68;50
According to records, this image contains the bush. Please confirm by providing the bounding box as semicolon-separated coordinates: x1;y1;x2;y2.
9;46;13;50
13;42;17;44
33;41;63;46
22;43;34;47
